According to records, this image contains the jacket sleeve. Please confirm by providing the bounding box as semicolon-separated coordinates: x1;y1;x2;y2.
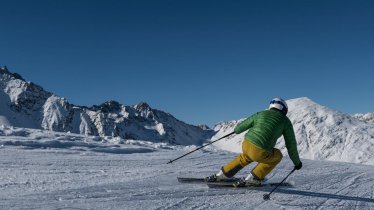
283;119;301;166
234;114;255;134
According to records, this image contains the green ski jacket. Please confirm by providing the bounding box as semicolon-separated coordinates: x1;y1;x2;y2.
234;109;301;166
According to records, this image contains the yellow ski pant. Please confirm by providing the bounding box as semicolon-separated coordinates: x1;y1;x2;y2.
222;139;283;180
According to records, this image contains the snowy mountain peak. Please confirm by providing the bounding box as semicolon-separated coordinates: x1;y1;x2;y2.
287;97;326;110
134;102;155;119
0;66;10;75
1;65;25;81
91;100;122;113
0;67;211;145
135;102;151;111
198;124;211;130
213;97;374;165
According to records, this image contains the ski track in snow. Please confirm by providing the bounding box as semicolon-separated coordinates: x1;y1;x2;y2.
0;138;373;210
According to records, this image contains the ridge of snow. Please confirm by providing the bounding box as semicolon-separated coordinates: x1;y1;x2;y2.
353;112;374;124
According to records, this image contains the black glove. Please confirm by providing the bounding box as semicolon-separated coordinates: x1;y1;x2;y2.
294;162;302;170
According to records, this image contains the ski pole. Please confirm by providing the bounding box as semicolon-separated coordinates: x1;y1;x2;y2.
167;131;235;164
263;168;296;200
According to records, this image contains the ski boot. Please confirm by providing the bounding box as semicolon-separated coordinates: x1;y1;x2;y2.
204;170;229;182
233;173;263;187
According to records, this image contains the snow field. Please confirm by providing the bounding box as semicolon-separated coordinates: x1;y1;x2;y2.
0;138;373;210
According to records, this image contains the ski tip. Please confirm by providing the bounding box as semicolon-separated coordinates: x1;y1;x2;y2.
263;193;270;200
167;160;173;164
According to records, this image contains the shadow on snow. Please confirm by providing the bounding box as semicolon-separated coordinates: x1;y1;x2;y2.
275;188;374;203
1;140;155;154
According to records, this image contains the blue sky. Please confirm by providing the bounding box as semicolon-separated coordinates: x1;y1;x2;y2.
1;0;374;126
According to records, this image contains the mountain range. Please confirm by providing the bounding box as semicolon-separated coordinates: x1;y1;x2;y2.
1;66;374;165
0;66;212;145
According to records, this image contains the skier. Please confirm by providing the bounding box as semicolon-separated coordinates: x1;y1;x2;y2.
205;97;302;187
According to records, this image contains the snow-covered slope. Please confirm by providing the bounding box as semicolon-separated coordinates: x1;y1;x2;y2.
0;130;373;210
0;67;211;145
212;97;374;165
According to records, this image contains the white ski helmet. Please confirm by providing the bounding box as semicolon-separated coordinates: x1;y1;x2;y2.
269;97;288;114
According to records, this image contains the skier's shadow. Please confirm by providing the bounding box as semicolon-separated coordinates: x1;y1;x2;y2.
275;188;374;203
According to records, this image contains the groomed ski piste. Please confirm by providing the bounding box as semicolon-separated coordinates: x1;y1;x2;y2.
0;126;373;210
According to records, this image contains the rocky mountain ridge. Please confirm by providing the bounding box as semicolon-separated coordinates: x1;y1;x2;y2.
0;66;212;145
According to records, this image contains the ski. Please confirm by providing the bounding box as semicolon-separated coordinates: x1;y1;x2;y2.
206;182;293;188
177;177;240;184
